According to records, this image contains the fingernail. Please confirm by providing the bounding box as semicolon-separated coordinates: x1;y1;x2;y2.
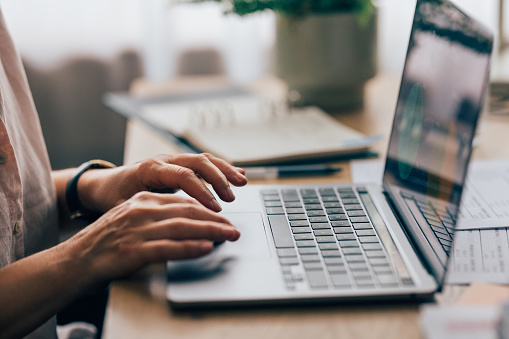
210;198;222;211
225;186;236;200
236;172;247;181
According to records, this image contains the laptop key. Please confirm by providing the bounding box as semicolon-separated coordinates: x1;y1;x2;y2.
288;214;308;221
321;250;341;257
345;255;365;263
378;274;399;286
438;238;452;246
280;257;299;265
344;204;363;211
303;262;323;271
349;263;369;271
290;220;309;227
373;266;393;274
324;257;344;265
331;221;351;227
352;271;372;279
326;208;345;214
342;248;363;255
358;236;379;243
347;211;366;217
305;204;323;210
266;207;285;215
307;210;326;217
356;229;376;236
268;215;294;248
284;202;303;208
301;254;321;262
312;223;331;230
286;208;305;214
314;229;333;236
350;217;370;223
324;202;342;208
319;188;336;196
265;201;283;207
319;243;339;251
292;227;312;234
402;278;415;286
333;227;354;234
330;273;351;287
322;196;339;202
299;247;319;255
263;195;280;201
356;282;375;289
336;234;356;241
352;223;372;230
436;233;453;242
343;199;360;204
306;270;329;288
300;189;317;197
296;240;316;247
316;236;336;243
338;240;359;247
369;258;390;266
293;233;314;241
365;250;386;258
303;198;320;204
310;217;328;223
329;215;348;221
362;243;382;250
277;248;297;257
328;265;347;273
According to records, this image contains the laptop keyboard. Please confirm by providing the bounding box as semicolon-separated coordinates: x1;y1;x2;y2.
262;187;414;290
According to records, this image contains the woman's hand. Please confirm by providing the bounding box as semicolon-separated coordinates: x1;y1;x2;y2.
66;191;241;285
76;153;248;214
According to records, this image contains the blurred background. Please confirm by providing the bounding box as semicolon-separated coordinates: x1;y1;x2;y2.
0;0;503;169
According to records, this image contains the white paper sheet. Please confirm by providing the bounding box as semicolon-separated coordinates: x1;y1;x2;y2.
457;160;509;230
350;159;509;230
419;305;500;339
446;229;509;284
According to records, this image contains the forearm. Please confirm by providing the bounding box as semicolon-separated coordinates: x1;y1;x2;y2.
0;241;94;338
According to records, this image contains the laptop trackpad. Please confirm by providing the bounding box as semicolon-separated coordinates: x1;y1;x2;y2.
167;213;271;282
214;212;271;259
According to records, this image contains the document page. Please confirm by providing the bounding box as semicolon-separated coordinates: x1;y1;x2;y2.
456;159;509;230
446;229;509;284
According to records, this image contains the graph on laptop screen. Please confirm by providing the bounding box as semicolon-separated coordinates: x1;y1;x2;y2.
383;0;493;259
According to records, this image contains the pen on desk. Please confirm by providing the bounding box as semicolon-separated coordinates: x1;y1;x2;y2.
244;164;342;180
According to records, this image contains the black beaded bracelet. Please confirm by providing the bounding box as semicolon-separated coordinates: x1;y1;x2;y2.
65;159;116;222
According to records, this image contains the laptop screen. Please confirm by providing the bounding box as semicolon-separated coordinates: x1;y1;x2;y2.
382;0;493;282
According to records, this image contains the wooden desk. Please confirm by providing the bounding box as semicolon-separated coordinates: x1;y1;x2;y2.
102;75;509;339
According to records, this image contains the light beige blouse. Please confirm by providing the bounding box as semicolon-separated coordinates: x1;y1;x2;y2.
0;8;60;339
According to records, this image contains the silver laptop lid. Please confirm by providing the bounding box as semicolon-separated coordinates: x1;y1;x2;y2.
382;0;493;285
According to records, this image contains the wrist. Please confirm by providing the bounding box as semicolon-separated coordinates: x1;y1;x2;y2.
65;160;116;223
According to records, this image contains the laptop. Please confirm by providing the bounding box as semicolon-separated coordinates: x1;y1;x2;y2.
166;0;493;308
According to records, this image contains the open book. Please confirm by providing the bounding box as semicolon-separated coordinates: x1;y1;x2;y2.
139;94;379;166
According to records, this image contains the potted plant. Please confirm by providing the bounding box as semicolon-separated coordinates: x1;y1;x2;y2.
187;0;377;111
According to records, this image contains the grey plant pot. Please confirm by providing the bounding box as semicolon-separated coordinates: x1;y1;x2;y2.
275;11;377;112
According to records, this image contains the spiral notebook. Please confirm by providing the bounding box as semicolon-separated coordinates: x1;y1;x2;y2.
139;94;379;166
